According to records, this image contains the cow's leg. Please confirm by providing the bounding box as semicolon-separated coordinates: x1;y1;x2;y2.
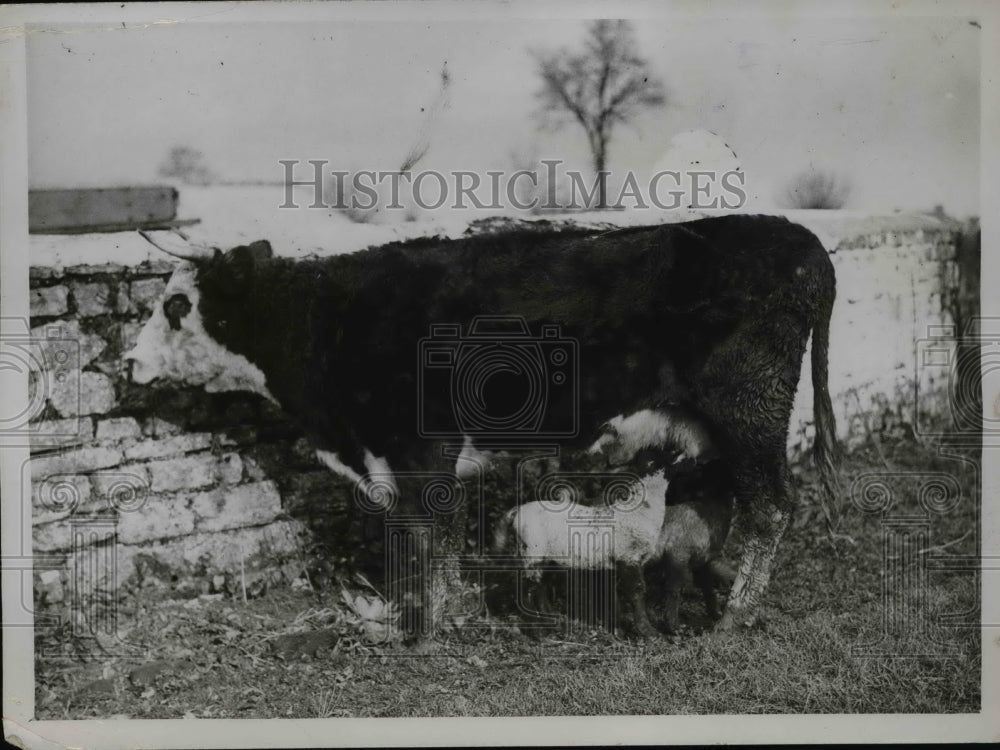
387;445;470;643
717;504;789;631
615;561;658;638
692;310;808;632
711;444;796;631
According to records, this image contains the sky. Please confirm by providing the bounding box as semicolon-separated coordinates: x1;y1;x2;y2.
26;12;981;216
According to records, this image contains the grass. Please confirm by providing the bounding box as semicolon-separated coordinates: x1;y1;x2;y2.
35;436;981;717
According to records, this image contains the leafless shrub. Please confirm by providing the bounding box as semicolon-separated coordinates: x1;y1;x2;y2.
158;146;215;186
781;168;851;210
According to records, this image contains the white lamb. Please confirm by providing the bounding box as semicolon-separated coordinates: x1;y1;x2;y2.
494;471;668;637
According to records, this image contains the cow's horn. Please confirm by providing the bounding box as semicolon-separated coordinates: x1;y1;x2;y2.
138;229;215;262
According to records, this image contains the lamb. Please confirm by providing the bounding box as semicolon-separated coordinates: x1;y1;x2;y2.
653;465;736;634
494;407;736;637
493;470;669;637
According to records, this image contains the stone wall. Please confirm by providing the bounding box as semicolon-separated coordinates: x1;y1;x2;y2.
28;257;360;605
26;212;975;602
786;213;974;454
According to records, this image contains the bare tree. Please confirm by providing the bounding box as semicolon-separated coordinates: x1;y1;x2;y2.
781;168;851;210
158;146;215;185
534;20;666;209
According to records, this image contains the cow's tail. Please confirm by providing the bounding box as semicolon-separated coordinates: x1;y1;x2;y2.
810;274;842;530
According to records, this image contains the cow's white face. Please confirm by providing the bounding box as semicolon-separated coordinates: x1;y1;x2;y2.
124;262;275;402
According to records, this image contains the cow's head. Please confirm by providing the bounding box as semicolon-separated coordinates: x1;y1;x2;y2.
124;234;277;401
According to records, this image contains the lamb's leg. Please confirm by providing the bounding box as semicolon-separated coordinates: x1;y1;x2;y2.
661;554;690;635
708;559;737;588
693;559;736;620
517;569;551;640
534;570;553;615
693;565;721;620
615;561;658;638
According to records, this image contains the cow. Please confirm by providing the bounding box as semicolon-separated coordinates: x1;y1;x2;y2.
125;214;838;641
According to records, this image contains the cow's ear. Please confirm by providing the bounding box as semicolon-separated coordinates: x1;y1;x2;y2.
246;240;273;261
226;240;273;271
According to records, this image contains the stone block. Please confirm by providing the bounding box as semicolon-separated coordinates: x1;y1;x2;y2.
117;494;197;544
95;417;142;442
69;281;110;317
124;433;212;461
30;286;68;317
31;446;123;480
32;473;92;524
176;519;302;568
218;453;244;484
148;453;218;492
189;480;283;532
128;278;167;316
31;514;115;553
132;260;176;275
29;267;60;282
48;371;116;417
65;263;127;276
69;542;139;594
113;520;302;588
140;417;186;438
36;569;65;604
113;281;129;315
90;468;150;512
30;320;106;369
28;417;94;452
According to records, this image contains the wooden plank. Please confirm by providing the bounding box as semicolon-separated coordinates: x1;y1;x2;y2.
29;186;179;233
33;217;200;236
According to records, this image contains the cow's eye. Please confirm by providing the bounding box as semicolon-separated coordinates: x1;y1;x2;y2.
163;294;192;331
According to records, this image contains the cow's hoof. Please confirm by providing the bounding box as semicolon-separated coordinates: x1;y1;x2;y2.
630;624;660;641
714;610;757;633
